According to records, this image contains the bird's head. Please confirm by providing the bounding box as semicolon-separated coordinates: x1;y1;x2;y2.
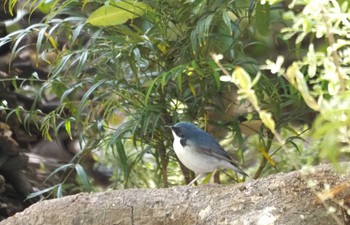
169;122;199;139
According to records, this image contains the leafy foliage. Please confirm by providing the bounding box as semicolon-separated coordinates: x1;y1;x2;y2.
263;0;350;165
1;0;348;197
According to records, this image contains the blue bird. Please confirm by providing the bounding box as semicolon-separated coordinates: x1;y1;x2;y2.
169;122;248;186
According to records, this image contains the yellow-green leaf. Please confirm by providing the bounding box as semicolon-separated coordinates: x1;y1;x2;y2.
258;147;276;167
189;83;196;96
259;110;275;133
87;1;149;27
232;66;252;90
286;63;319;111
65;120;72;140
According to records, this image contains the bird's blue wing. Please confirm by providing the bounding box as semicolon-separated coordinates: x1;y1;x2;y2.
190;130;233;161
188;132;248;176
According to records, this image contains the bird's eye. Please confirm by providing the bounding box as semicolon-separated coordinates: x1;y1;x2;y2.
172;126;181;136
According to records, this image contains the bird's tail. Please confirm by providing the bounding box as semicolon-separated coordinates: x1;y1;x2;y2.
229;162;248;177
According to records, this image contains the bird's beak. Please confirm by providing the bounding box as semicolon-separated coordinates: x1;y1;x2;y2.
165;125;173;129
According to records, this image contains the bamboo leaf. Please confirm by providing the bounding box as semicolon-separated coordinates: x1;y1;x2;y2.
222;10;233;35
258;147;276;167
115;138;129;182
26;184;61;200
75;164;93;191
75;50;89;76
145;76;160;104
65;120;72;139
44;163;75;183
189;82;196;96
56;183;63;198
79;79;107;110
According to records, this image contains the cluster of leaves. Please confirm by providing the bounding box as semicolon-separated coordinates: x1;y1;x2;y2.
2;0;345;196
263;0;350;166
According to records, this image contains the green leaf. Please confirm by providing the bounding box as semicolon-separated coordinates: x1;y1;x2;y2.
87;1;149;27
26;184;61;200
79;79;107;110
208;60;221;90
115;138;129;183
74;50;89;76
44;163;75;183
15;107;23;123
75;164;93;191
255;2;270;36
232;120;244;145
145;76;160;104
56;183;63;198
52;53;73;78
65;120;72;139
222;10;233;35
200;173;212;185
37;0;52;14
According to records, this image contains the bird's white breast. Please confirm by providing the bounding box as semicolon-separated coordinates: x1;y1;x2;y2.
171;131;219;173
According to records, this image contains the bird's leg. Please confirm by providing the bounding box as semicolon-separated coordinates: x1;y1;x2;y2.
187;173;207;186
211;169;218;183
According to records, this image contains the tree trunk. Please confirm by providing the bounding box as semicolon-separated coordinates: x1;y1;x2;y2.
1;163;349;225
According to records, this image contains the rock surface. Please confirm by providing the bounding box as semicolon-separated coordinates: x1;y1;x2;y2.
1;163;349;225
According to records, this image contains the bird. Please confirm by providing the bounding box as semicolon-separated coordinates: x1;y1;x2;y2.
169;121;248;186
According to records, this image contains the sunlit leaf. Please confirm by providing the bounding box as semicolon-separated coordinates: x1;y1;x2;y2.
286;63;319;111
258;147;276;167
233;66;252;90
259;110;275;133
65;120;72;139
87;1;149;26
200;173;212;185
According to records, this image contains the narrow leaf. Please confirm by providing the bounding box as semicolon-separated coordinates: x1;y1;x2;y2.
145;77;159;104
79;79;107;110
65;120;72;139
75;164;92;191
189;83;196;96
222;10;233;35
56;183;63;198
26;184;61;200
258;147;276;167
259;110;275;133
115;138;129;181
44;163;75;183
